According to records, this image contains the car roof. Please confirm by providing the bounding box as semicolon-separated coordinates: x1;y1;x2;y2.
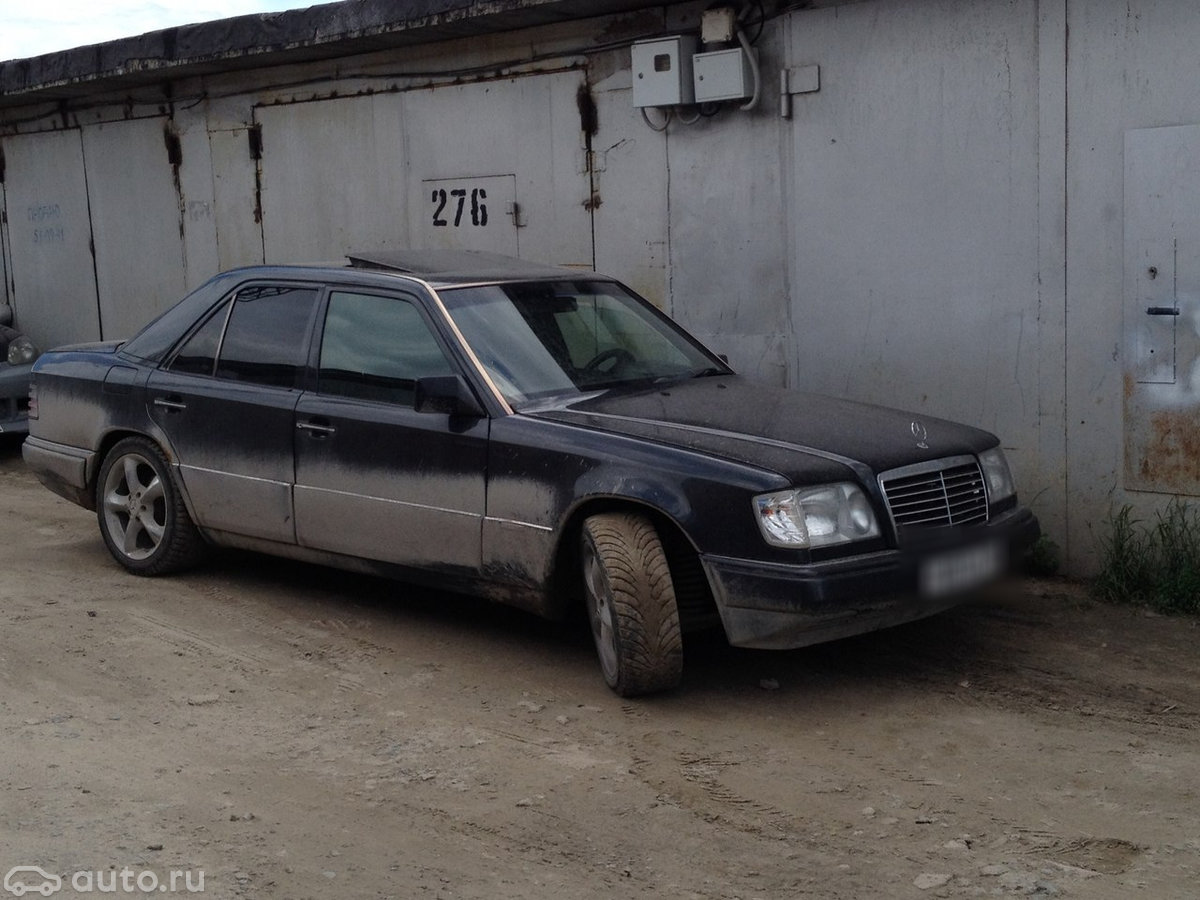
117;251;616;363
345;249;602;287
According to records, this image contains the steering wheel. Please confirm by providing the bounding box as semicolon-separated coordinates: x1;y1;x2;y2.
582;347;635;374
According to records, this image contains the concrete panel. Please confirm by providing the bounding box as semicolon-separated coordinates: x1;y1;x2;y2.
402;71;593;270
256;94;408;263
588;60;667;309
784;0;1042;475
208;125;264;271
589;61;669;307
1123;124;1200;494
81;118;188;339
663;65;790;384
1034;0;1069;555
0;129;101;348
176;116;221;290
1066;0;1200;565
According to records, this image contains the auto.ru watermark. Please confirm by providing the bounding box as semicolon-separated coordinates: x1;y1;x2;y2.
4;865;204;896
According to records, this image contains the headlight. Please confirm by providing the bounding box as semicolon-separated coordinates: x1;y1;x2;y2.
7;335;38;366
754;483;881;549
978;447;1016;504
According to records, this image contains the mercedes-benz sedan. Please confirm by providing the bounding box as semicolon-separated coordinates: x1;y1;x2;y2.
23;250;1039;695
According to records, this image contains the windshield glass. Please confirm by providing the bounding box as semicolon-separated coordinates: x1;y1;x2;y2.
439;280;724;407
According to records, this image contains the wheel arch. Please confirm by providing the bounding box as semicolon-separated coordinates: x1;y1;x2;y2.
547;496;719;633
88;427;193;518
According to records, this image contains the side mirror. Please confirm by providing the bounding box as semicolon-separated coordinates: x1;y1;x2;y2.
414;374;485;417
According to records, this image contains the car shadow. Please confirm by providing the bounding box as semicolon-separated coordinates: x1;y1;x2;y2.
197;549;1043;709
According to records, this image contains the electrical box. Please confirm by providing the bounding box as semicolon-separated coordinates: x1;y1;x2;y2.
693;47;754;103
632;36;698;108
700;8;737;44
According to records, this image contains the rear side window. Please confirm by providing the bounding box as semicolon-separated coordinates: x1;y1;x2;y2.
170;301;228;376
216;286;319;388
169;285;318;388
317;291;455;406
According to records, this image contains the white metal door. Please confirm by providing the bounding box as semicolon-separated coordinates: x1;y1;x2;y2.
254;70;593;269
208;125;265;271
81;118;188;339
402;72;593;269
255;94;409;263
0;130;101;348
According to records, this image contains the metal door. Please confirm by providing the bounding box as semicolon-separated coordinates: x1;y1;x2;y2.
1124;125;1200;493
255;94;410;262
0;130;101;348
253;70;593;268
208;125;266;271
81;118;189;339
402;72;593;268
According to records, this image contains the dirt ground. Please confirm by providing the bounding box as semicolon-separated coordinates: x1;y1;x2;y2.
0;439;1197;900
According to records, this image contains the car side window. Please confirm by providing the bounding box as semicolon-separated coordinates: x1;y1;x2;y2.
214;286;320;388
169;300;229;377
318;291;456;406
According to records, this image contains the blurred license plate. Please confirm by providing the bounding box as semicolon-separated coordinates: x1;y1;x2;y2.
920;541;1003;597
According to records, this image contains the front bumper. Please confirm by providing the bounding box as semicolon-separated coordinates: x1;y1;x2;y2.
703;506;1040;649
0;362;33;435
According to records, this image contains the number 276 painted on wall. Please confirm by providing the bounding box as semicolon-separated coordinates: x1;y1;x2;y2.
432;188;488;227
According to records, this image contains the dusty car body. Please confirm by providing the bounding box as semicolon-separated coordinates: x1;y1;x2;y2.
0;305;38;436
23;250;1039;695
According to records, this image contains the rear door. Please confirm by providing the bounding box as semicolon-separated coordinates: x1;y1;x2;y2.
293;288;488;573
147;282;321;543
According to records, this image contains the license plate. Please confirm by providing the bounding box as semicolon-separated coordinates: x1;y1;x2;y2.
919;541;1003;598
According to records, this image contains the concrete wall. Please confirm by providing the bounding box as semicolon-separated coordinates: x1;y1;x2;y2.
1066;2;1200;565
6;0;1200;572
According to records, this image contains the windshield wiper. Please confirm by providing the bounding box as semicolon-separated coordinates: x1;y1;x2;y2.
689;366;727;379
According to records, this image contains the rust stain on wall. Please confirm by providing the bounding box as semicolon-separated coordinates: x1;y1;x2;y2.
1138;407;1200;493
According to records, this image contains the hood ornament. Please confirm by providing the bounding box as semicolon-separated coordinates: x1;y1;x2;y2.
911;421;929;449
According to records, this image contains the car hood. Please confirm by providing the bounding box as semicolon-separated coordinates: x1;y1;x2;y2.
524;376;998;480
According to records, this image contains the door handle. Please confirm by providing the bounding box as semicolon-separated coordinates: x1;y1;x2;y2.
153;396;187;412
297;420;336;437
1146;306;1181;316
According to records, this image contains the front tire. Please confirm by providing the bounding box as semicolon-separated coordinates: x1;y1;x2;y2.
580;512;683;696
96;437;205;575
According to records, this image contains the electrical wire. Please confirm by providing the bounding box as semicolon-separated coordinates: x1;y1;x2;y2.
640;105;671;132
738;1;767;45
736;27;761;111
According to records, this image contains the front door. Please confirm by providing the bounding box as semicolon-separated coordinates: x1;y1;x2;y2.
293;288;487;573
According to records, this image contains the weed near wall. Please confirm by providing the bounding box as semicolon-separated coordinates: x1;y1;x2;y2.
1094;500;1200;614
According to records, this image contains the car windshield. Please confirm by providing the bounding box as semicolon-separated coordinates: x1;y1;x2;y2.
439;280;724;407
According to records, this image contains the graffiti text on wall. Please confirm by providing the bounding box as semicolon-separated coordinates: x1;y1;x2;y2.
28;204;64;245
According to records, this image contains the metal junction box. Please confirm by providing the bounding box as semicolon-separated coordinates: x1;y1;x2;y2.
693;47;754;103
632;36;698;107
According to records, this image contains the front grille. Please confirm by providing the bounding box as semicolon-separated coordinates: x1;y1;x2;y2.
879;456;988;531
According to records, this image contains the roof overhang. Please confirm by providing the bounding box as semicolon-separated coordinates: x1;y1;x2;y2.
0;0;669;111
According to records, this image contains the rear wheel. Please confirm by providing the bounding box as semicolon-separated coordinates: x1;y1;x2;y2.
96;437;205;575
580;512;683;696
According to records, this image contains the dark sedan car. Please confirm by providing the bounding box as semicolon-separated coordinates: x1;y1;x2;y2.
24;250;1038;695
0;304;39;436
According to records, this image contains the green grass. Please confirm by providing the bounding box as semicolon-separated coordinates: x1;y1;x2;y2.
1094;500;1200;614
